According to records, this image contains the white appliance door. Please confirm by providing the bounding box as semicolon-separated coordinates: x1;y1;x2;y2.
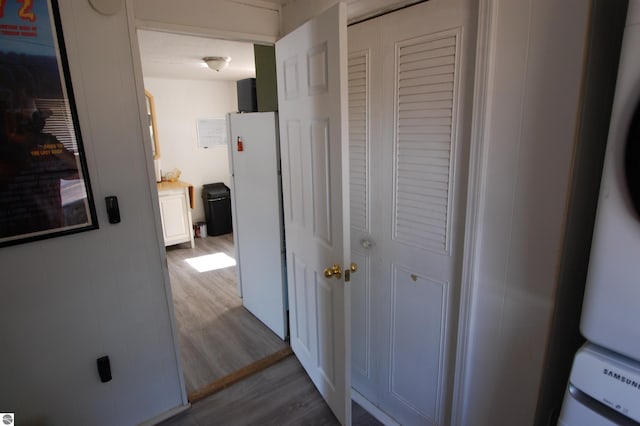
581;13;640;361
229;112;287;340
276;3;351;424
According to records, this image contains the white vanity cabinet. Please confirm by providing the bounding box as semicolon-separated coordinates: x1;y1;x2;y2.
157;181;194;248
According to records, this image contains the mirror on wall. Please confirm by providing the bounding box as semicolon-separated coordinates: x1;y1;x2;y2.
145;90;160;160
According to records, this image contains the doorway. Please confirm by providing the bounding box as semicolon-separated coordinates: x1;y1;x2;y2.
136;29;290;399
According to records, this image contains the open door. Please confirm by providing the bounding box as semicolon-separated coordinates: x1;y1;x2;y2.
276;3;351;424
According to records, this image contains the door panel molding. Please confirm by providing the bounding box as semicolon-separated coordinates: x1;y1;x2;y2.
284;56;300;100
292;253;313;357
311;119;333;246
388;263;448;423
285;120;305;226
307;42;329;95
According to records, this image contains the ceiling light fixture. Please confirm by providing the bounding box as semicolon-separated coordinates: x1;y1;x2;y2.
203;56;231;72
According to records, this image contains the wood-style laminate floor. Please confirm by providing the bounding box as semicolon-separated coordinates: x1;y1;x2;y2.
159;355;382;426
166;234;289;393
166;234;382;426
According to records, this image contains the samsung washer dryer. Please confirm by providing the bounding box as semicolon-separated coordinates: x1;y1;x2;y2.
580;0;640;362
559;344;640;426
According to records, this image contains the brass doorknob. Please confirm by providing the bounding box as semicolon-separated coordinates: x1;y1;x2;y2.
350;263;358;273
324;264;343;279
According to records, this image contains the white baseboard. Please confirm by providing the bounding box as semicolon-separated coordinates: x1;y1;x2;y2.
352;388;400;426
138;403;191;426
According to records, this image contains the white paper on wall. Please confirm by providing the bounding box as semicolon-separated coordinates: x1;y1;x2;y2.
196;118;227;148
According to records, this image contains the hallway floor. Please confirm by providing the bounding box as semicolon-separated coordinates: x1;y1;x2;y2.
159;355;382;426
166;234;288;394
165;234;382;425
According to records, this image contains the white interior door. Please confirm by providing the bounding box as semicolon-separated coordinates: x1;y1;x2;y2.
276;3;351;424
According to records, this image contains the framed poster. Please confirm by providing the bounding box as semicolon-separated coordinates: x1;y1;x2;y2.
0;0;98;247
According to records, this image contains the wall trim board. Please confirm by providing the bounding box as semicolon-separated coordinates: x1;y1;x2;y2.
134;18;277;44
347;0;426;26
125;0;189;408
229;0;281;12
450;0;496;424
132;0;279;40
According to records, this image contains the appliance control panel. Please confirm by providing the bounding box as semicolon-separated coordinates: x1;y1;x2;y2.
570;344;640;423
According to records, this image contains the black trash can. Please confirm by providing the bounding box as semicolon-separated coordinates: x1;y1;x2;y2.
202;183;232;236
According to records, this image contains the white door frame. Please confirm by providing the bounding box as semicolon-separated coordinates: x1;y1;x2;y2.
124;0;187;409
450;0;497;424
123;0;279;409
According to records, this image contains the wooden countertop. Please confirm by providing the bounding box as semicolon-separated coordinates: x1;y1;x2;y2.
157;180;194;209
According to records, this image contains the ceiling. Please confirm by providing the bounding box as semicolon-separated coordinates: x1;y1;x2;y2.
138;30;257;82
137;0;292;81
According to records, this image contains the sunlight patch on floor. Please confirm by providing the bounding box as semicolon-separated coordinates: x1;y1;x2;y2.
185;252;237;272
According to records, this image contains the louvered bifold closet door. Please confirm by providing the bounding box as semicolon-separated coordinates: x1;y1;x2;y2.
348;48;378;405
394;31;458;254
349;52;369;234
347;2;472;425
376;21;465;426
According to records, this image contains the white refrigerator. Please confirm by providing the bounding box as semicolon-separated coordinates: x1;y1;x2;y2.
227;112;288;340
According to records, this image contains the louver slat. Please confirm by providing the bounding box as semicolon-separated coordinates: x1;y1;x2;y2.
349;52;369;233
394;34;457;253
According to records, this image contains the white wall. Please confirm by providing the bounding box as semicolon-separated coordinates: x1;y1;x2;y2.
0;1;184;424
455;0;592;424
145;77;237;222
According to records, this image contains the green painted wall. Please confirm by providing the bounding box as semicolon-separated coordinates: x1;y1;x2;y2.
254;44;278;112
